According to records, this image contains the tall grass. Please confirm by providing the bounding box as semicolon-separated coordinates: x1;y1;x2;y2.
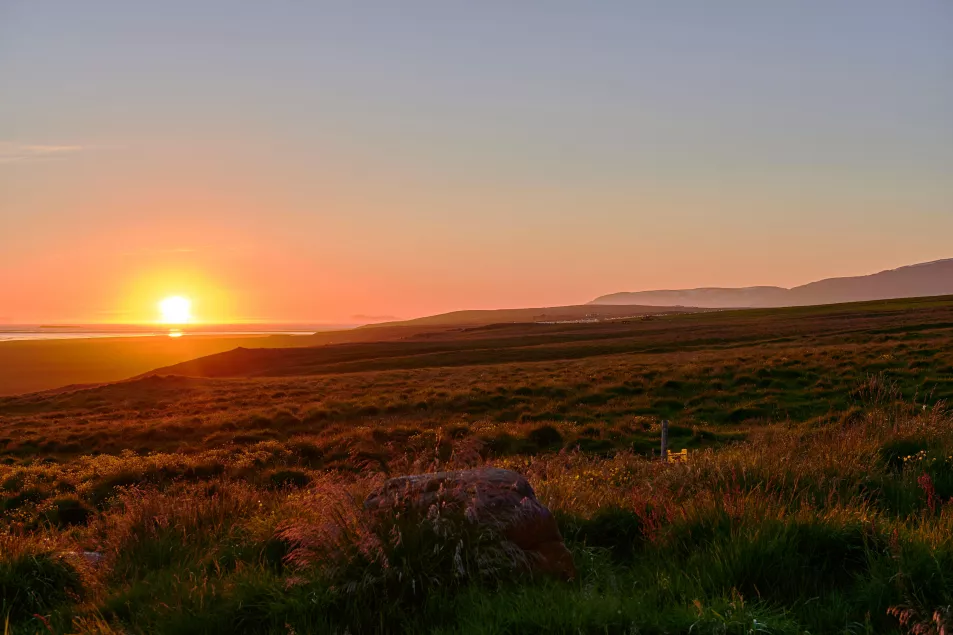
1;398;952;633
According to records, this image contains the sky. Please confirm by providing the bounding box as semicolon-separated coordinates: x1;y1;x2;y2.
1;1;951;324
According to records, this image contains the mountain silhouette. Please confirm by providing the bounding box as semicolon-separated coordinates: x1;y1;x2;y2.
590;258;953;308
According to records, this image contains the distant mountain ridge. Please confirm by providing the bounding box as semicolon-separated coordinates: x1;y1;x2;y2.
590;258;953;308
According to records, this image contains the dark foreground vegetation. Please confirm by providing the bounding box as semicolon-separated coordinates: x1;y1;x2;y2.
2;297;953;634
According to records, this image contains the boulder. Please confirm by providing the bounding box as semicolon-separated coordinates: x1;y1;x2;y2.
364;467;575;579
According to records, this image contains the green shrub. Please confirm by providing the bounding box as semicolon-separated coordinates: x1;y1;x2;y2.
527;425;563;450
1;472;24;492
89;470;158;507
289;440;325;467
484;433;529;456
267;470;311;489
0;548;83;622
44;498;95;527
572;438;615;454
260;537;290;573
566;506;645;560
881;438;931;472
2;487;46;512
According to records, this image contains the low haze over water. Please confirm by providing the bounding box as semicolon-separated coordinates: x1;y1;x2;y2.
0;324;352;341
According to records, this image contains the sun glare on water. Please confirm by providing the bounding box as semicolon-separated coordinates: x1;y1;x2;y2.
158;296;193;325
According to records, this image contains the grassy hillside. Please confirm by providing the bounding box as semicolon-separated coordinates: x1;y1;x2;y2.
358;303;703;327
0;304;696;397
147;296;953;381
0;325;447;396
2;296;953;633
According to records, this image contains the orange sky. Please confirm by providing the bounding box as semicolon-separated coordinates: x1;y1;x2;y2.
2;3;951;324
3;144;949;325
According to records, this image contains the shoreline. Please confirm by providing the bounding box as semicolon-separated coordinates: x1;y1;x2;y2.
0;323;356;343
0;333;325;397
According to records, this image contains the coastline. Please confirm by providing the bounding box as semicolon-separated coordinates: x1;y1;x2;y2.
0;332;328;396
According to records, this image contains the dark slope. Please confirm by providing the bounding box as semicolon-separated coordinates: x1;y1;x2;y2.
359;303;702;328
138;295;953;381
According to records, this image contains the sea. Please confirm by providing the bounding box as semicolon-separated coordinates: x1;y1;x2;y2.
0;324;356;342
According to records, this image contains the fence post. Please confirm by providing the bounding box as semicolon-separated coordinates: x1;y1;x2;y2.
660;419;669;461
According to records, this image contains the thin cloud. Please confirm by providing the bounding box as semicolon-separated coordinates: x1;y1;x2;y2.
0;142;84;163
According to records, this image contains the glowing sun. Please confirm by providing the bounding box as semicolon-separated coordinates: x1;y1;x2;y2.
158;296;193;324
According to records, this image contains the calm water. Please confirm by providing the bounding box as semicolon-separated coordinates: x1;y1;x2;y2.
0;324;356;342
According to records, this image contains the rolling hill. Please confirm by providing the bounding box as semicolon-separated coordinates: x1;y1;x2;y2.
591;258;953;308
359;303;703;328
139;295;953;381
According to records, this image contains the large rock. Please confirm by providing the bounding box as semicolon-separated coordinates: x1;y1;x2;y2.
364;467;575;579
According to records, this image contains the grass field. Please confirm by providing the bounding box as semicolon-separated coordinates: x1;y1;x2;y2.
0;304;693;397
2;297;953;633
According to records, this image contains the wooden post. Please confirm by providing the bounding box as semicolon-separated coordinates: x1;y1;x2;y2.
660;419;669;461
